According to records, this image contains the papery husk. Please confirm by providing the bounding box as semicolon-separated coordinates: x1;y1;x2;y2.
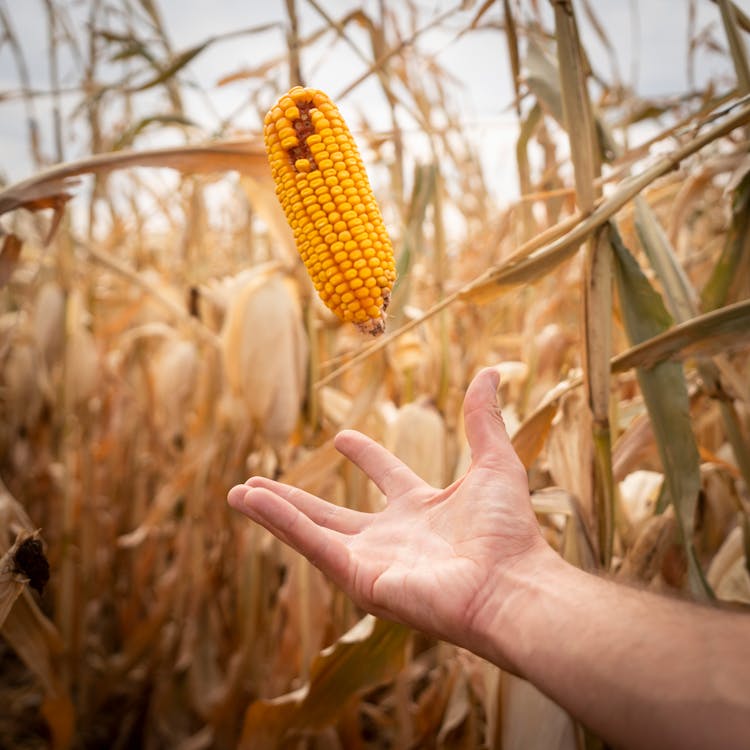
220;268;307;446
618;470;663;527
152;336;199;443
499;672;577;750
64;289;100;408
33;281;65;370
318;386;353;427
1;340;46;433
386;399;448;488
706;526;750;604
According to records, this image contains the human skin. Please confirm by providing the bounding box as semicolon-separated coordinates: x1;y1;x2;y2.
227;368;750;750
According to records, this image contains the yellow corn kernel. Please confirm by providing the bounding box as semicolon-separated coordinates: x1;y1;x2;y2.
264;86;397;335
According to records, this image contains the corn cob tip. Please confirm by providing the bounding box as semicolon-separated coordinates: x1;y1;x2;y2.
264;86;397;336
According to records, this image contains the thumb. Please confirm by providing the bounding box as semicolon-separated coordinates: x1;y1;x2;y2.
463;367;519;471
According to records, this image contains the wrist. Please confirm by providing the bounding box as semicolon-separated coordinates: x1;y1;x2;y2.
472;541;573;674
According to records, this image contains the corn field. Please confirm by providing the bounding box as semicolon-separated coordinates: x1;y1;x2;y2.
1;0;749;747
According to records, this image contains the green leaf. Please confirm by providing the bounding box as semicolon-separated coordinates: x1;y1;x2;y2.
701;167;750;311
390;162;436;316
610;223;713;600
524;37;565;125
634;196;697;323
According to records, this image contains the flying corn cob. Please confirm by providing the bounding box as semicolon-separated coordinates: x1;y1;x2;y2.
264;86;397;336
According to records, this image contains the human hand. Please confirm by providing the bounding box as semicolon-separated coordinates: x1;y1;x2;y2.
227;368;553;664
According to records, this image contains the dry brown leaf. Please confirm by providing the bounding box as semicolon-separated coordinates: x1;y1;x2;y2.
546;390;595;533
0;544;27;628
0;592;70;731
500;672;577;750
0;233;23;287
512;400;558;470
617;507;678;584
613;413;661;481
0;139;269;220
239;175;297;265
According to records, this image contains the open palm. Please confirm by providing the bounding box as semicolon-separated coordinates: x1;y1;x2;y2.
227;368;547;656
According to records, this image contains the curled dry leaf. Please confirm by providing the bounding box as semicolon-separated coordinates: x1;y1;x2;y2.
0;530;45;628
0;139;269;219
239;615;411;750
500;672;577;750
0;233;23;288
617;507;678;585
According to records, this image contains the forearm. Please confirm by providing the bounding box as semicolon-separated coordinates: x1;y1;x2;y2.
480;548;750;750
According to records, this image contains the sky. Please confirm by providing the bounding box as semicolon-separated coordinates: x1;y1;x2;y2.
0;0;749;202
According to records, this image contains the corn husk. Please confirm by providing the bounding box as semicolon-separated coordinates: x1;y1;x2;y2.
386;399;448;488
64;289;100;408
33;281;65;369
706;526;750;604
220;269;308;445
152;336;199;442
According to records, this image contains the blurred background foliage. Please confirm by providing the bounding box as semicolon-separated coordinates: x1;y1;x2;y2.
0;0;749;747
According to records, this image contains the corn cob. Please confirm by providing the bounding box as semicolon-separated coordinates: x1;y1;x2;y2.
264;86;397;336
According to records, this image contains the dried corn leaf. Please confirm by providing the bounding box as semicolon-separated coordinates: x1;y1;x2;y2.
0;140;269;218
0;541;27;628
0;521;58;724
130;40;212;92
500;672;577;750
546;390;595;551
239;616;410;749
611;299;750;372
512;400;559;470
530;487;578;517
112;113;195;150
617;507;679;584
0;590;72;739
717;0;750;92
0;233;22;287
239;174;298;263
437;669;479;749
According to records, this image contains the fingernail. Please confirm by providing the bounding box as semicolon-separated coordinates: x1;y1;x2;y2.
227;484;249;508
